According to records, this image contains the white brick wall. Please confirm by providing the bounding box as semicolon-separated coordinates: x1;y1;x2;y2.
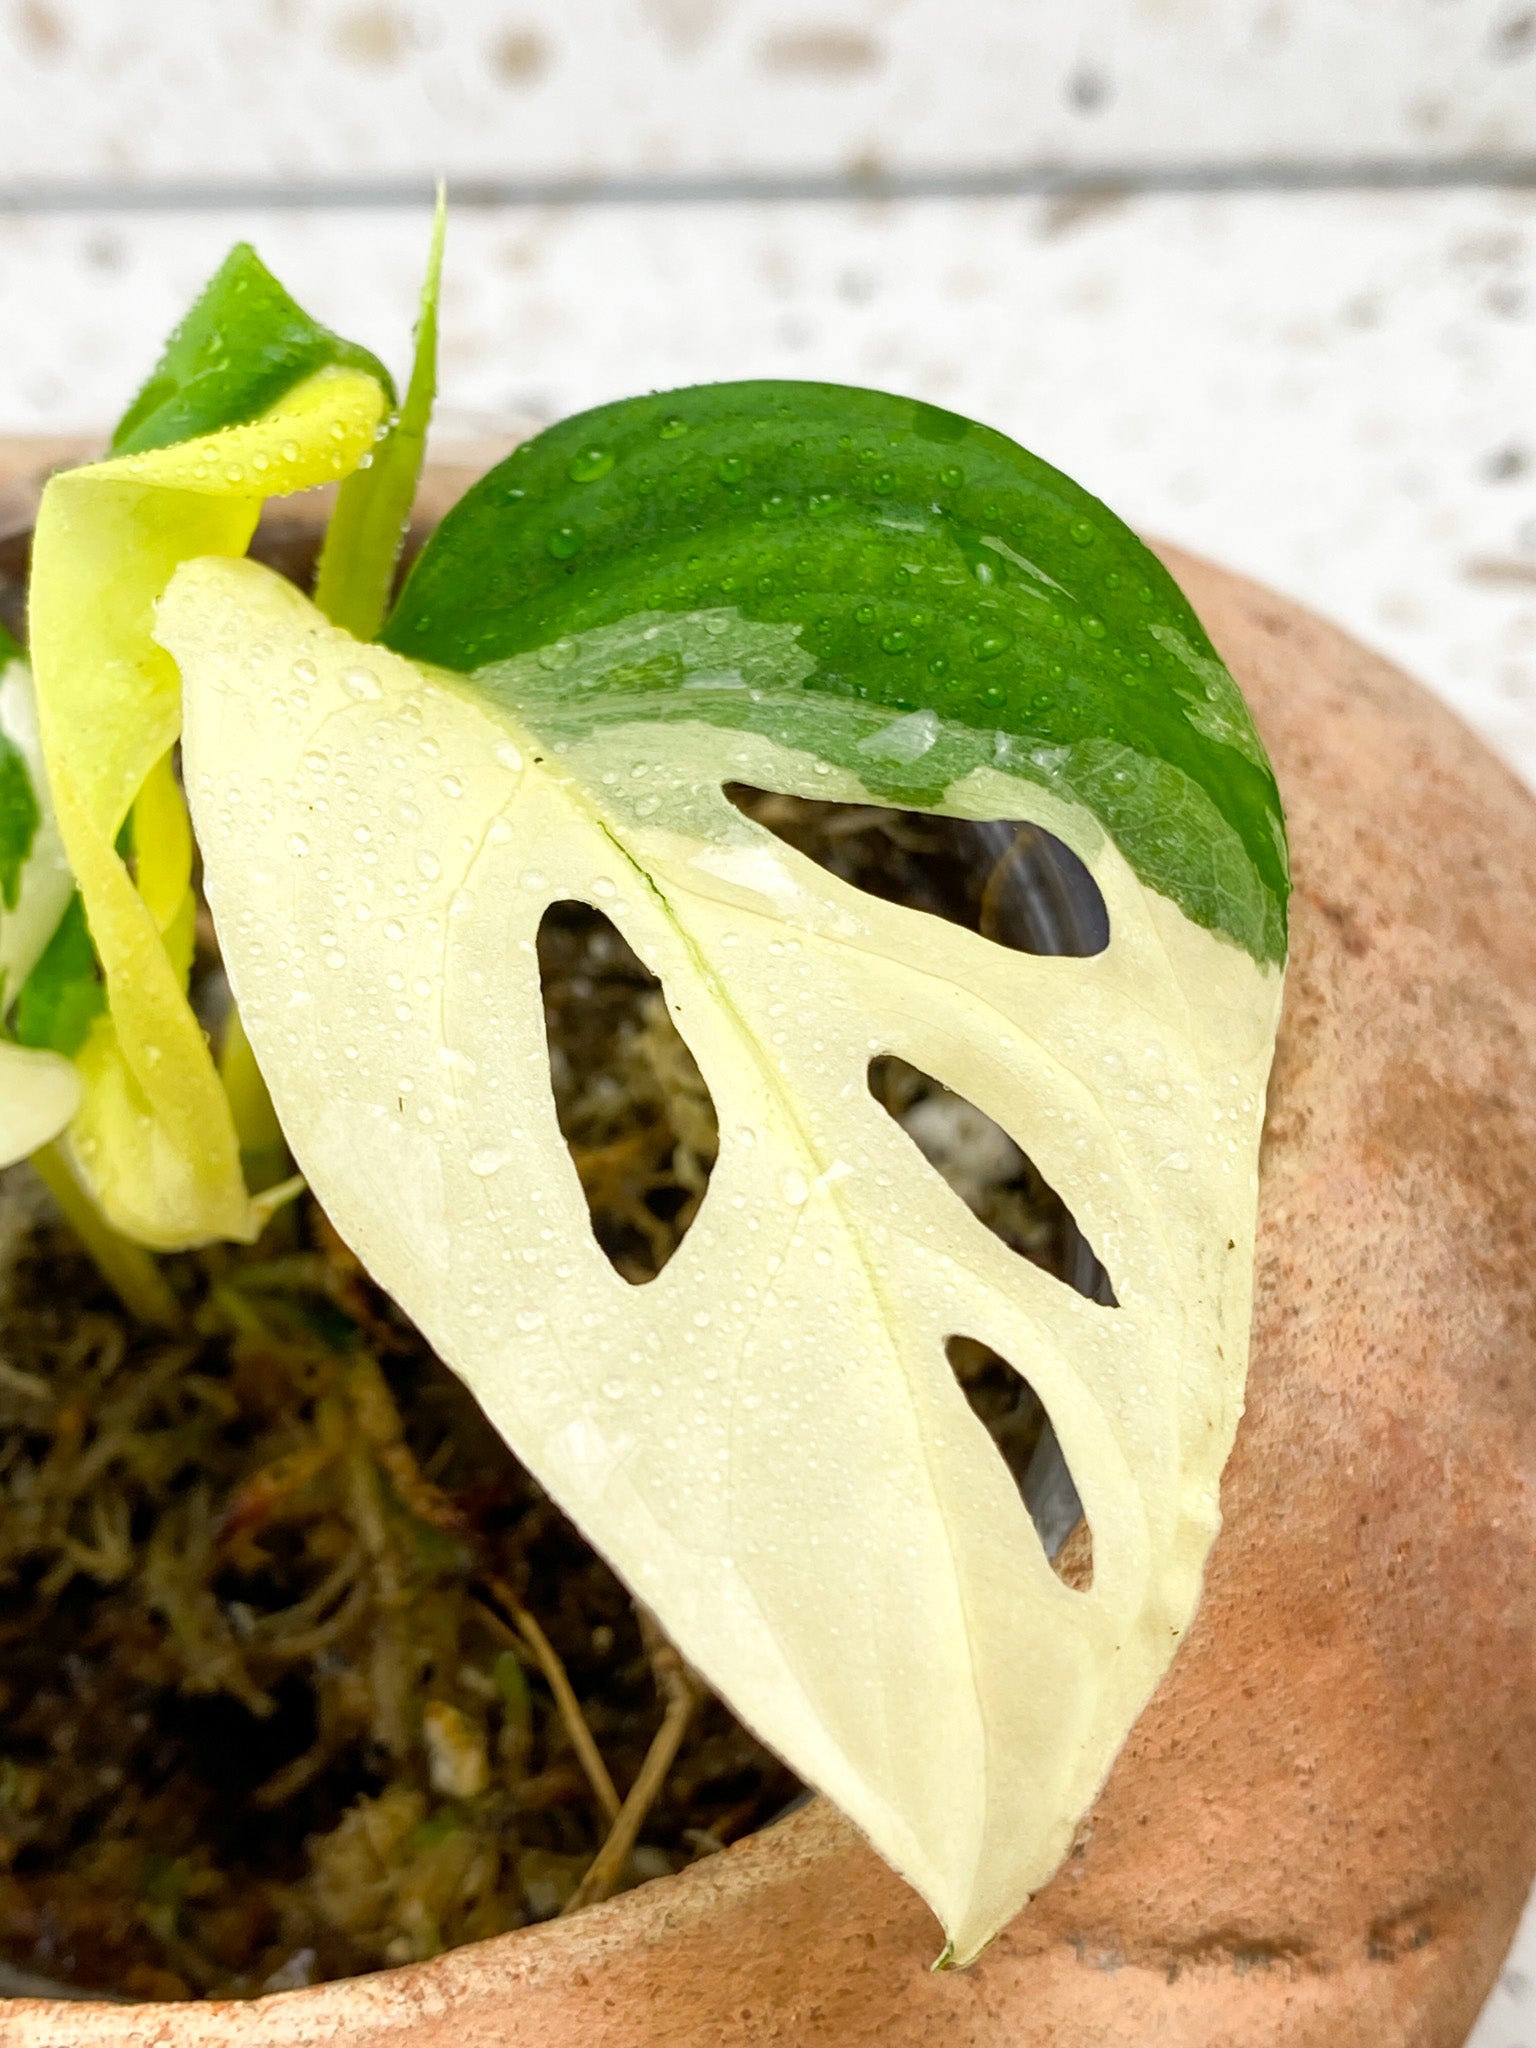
1;0;1534;182
6;190;1535;791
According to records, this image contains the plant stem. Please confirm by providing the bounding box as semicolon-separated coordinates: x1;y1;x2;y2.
343;1409;411;1759
476;1578;621;1824
313;188;445;639
31;1141;181;1329
218;1003;289;1194
561;1615;701;1915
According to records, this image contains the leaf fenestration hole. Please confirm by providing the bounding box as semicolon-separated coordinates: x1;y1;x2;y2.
868;1055;1117;1306
536;902;719;1284
946;1337;1094;1587
724;786;1109;957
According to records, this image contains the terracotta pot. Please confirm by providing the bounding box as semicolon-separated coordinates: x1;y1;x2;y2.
2;441;1533;2045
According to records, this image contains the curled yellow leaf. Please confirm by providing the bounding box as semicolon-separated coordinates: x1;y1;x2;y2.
28;366;387;1247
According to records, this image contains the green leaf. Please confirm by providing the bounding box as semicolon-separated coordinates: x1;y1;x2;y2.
385;382;1288;965
314;190;445;640
0;628;39;912
162;551;1285;1964
111;242;395;459
0;733;39;913
13;893;105;1058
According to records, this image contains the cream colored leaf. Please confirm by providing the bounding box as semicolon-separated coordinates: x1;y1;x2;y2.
0;1042;80;1167
163;557;1282;1964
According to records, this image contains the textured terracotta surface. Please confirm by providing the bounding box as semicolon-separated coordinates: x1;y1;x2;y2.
1;471;1533;2046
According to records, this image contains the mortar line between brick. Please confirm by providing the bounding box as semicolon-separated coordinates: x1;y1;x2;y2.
1;156;1534;213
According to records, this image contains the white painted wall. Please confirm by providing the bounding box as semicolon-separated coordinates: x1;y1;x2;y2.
0;4;1532;2037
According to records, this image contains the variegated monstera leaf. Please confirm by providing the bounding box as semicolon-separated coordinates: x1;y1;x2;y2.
159;382;1287;1965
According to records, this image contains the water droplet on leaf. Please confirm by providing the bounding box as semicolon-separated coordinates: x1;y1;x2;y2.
567;445;614;482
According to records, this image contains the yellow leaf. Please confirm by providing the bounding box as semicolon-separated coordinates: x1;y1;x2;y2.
130;747;196;983
28;366;387;1247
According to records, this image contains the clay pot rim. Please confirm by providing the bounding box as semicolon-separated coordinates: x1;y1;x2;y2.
14;1785;854;2020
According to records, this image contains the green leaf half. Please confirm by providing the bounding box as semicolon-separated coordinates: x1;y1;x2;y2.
385;381;1288;965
